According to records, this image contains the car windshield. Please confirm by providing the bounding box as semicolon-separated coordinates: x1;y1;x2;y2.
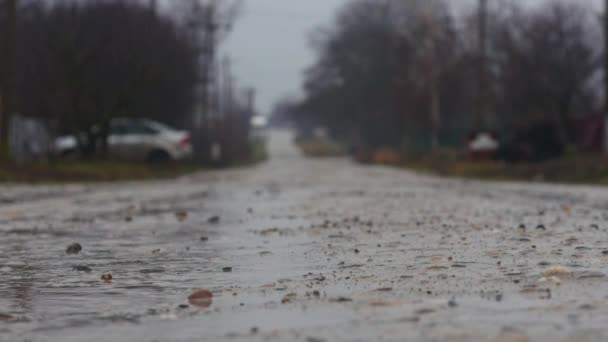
144;120;176;133
110;120;164;135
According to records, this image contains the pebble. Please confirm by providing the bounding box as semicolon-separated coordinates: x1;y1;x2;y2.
222;267;233;272
101;272;113;282
0;313;13;321
175;211;188;222
72;265;92;272
66;243;82;255
208;216;221;224
577;271;606;279
281;293;297;303
330;297;352;303
306;337;327;342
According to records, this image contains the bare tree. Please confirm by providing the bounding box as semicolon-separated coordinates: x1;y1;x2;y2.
17;0;199;157
178;0;241;163
492;1;599;144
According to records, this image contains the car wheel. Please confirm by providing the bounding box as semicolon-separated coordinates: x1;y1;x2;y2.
146;149;172;164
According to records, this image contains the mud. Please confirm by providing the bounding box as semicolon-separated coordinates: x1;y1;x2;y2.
2;131;608;341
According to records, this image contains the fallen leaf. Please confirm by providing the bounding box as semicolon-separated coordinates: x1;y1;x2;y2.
188;289;213;308
542;266;572;277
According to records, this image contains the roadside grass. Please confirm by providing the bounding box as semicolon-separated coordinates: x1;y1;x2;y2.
0;140;270;184
251;138;269;163
0;160;202;183
399;152;608;185
295;138;347;157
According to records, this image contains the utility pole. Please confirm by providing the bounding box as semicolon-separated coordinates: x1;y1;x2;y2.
477;0;488;132
149;0;157;13
0;0;18;159
605;0;608;153
186;0;219;163
419;3;441;151
190;0;240;163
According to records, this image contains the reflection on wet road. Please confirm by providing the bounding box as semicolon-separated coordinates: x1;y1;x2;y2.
2;130;608;341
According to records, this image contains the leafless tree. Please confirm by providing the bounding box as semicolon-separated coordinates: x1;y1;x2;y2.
491;1;600;144
16;0;199;157
0;0;18;158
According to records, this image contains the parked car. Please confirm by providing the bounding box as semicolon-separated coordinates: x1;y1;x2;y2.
56;118;193;162
497;121;564;163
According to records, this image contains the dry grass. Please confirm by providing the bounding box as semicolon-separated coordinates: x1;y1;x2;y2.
0;160;201;183
400;151;608;185
296;139;346;157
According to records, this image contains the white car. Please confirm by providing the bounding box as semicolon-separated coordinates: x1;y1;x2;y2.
56;118;193;162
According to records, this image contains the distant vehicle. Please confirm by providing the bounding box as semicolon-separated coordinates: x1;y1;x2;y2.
467;132;499;161
56;118;192;162
497;121;564;163
250;115;269;140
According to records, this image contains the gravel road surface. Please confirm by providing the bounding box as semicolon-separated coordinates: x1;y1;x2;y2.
2;131;608;342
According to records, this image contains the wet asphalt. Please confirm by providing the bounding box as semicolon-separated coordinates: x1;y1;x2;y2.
2;130;608;342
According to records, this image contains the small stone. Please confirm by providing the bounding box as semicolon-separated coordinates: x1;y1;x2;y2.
448;299;458;307
175;211;188;222
250;326;259;334
178;304;189;309
222;267;232;272
208;216;221;224
330;297;352;303
536;224;546;230
281;293;297;303
200;236;209;242
101;272;113;282
0;313;14;321
354;249;360;254
66;243;82;255
415;308;436;315
577;271;606;279
72;265;92;272
306;337;327;342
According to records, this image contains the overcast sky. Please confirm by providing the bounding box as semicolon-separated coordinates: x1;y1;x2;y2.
222;0;602;113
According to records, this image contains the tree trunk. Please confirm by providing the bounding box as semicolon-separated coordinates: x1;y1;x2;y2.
98;121;110;159
0;0;18;160
430;78;441;151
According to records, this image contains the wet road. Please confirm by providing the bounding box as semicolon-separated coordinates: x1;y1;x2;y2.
3;131;608;341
